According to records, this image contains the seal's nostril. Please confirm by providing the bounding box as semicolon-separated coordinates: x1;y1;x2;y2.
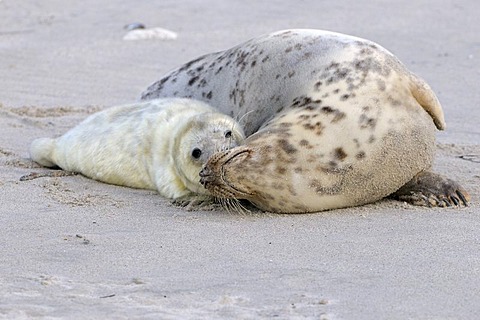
199;167;208;177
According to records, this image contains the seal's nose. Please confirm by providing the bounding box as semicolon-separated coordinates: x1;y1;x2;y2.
199;167;213;186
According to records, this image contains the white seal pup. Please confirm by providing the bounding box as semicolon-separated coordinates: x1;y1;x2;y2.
30;98;245;199
141;29;469;211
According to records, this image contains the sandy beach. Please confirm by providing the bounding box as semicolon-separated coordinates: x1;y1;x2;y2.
1;1;479;319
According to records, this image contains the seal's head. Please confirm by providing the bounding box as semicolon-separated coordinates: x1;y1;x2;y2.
200;146;255;198
173;112;245;195
199;139;295;212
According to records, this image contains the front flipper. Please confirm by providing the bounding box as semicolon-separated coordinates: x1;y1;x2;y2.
171;194;218;211
391;171;470;207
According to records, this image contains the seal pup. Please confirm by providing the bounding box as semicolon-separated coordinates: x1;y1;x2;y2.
30;98;244;199
142;29;469;211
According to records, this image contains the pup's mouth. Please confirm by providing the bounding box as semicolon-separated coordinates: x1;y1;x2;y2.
199;148;253;197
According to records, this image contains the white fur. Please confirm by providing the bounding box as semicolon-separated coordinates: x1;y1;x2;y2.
30;98;244;199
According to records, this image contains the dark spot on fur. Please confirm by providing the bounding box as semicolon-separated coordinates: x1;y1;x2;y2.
188;76;199;86
334;148;347;161
278;139;297;154
159;76;170;85
360;48;374;56
178;56;205;72
326;62;340;70
321;106;334;113
335;69;349;79
279;122;293;128
359;114;377;129
321;106;346;123
271;182;285;190
198;78;207;88
261;193;276;201
276;166;287;175
353;138;360;148
314;81;323;91
291;96;317;109
356;151;366;159
288;71;295;78
288;185;298;197
285;47;293;53
251;60;257;67
235;51;250;69
299;139;309;146
206;91;213;99
388;96;402;107
298;114;310;121
333;89;340;94
302;121;324;135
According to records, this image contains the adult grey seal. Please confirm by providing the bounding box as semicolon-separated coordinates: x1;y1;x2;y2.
141;29;469;212
29;98;244;199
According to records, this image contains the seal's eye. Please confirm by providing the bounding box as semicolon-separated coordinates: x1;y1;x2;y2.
225;130;232;138
191;148;202;159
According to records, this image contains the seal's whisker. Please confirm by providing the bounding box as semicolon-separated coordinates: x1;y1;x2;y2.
218;197;250;216
231;198;250;215
237;110;254;130
218;197;229;213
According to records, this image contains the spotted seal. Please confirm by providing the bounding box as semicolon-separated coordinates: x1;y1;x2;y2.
29;98;244;199
141;29;469;212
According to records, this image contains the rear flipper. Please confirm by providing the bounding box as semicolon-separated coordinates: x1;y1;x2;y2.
29;138;57;168
390;171;470;207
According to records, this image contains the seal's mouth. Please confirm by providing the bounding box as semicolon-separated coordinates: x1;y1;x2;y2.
200;148;253;197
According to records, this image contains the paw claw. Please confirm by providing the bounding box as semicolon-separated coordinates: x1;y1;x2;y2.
450;195;460;206
457;191;469;207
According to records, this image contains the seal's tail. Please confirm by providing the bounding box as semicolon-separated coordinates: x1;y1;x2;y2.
409;73;446;130
30;138;57;167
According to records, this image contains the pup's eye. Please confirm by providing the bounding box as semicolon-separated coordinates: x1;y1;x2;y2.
225;130;232;138
191;148;202;159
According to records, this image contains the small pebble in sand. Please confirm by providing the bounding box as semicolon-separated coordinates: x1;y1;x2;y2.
123;27;178;41
124;22;145;31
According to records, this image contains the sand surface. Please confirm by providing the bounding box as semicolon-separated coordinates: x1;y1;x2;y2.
1;1;479;319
